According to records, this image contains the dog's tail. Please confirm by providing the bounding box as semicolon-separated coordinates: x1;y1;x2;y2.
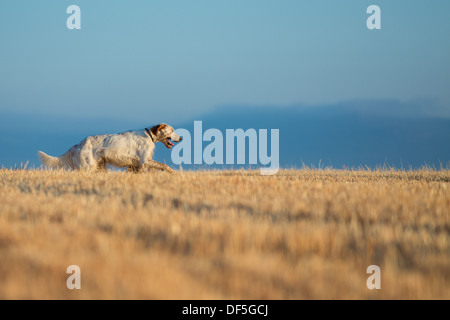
38;151;63;169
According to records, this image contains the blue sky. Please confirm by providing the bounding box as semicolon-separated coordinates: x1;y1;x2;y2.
1;0;450;124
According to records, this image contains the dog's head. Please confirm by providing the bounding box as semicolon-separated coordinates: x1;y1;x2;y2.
147;123;182;149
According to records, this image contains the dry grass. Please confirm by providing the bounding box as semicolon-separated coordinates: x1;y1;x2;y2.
0;168;448;299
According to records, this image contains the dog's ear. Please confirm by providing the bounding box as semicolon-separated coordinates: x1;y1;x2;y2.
150;124;160;137
152;124;167;135
145;126;158;142
147;124;167;142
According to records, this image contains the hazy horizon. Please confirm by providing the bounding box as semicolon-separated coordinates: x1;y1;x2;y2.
1;98;449;170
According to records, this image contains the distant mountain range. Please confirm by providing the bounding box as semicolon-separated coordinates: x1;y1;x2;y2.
1;99;449;170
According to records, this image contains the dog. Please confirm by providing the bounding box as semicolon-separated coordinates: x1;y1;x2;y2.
38;123;181;173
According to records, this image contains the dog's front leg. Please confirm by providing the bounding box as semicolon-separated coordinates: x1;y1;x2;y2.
143;160;175;174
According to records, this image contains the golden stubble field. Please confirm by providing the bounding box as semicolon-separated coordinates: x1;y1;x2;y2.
0;168;448;299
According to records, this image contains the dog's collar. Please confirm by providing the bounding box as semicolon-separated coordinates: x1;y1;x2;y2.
145;128;157;142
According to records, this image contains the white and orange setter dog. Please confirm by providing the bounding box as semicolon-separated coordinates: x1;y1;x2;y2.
38;123;181;173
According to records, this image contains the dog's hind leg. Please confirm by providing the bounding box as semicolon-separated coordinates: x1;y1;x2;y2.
73;139;101;172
